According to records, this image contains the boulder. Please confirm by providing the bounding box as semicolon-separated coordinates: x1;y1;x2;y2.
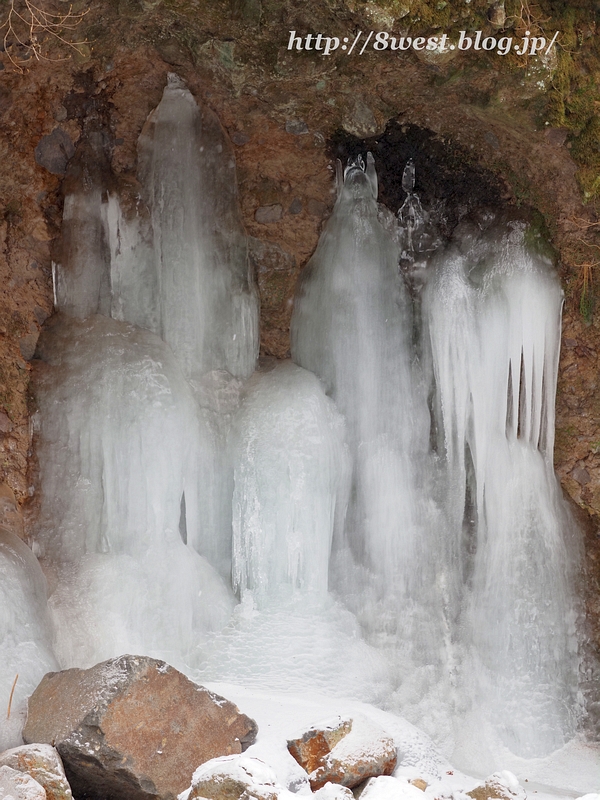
0;765;46;800
184;755;281;800
287;715;397;791
467;772;526;800
23;655;258;800
0;744;72;800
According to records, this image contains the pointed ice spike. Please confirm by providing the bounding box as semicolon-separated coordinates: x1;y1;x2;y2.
335;159;344;197
366;152;378;199
402;158;416;194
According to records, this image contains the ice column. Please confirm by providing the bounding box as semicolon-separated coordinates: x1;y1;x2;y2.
136;73;259;384
230;362;349;606
32;314;234;670
424;216;581;759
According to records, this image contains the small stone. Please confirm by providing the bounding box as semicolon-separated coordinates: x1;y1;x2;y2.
19;333;39;361
488;1;506;27
572;465;591;486
485;131;500;150
0;743;72;800
255;204;283;224
341;98;379;138
288;197;303;215
248;238;295;275
0;765;46;800
34;306;50;326
0;413;13;433
358;776;425;799
23;655;258;800
231;131;250;146
285;120;309;135
411;778;428;791
34;129;75;176
467;773;525;800
288;717;352;775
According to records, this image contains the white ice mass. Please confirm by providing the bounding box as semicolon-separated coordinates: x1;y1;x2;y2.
1;74;595;792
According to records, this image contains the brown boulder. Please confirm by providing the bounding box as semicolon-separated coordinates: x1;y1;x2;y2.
186;755;281;800
287;715;397;791
0;743;72;800
23;655;258;800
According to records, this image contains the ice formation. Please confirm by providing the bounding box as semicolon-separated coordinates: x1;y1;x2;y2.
0;530;58;750
31;314;234;669
230;362;348;605
5;79;584;781
423;215;581;761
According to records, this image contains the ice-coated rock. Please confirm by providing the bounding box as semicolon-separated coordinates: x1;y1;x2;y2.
288;715;397;791
0;530;58;751
0;765;46;800
0;744;72;800
23;655;258;800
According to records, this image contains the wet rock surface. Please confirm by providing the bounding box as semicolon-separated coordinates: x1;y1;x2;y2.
23;655;258;800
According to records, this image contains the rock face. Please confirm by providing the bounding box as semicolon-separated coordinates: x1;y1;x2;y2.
287;715;397;791
0;744;72;800
23;655;258;800
0;765;47;800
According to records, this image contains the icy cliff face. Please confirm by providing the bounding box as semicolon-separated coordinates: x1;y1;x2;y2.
0;530;58;750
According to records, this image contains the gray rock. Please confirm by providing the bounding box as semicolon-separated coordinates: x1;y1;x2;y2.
255;204;283;224
23;655;258;800
248;238;295;275
285;120;309;135
288;197;302;215
34;129;75;176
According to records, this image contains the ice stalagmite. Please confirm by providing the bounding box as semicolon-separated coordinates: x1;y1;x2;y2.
32;315;234;670
231;362;349;605
0;530;58;750
198;362;390;699
424;215;581;761
290;156;445;676
137;74;259;384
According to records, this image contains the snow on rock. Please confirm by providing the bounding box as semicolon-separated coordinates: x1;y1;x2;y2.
23;655;257;800
0;744;72;800
287;716;353;775
0;765;47;800
466;771;526;800
182;755;288;800
313;783;354;799
288;714;397;791
0;530;58;752
355;775;426;799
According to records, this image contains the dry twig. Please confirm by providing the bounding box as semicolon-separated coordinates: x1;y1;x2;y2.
0;0;88;72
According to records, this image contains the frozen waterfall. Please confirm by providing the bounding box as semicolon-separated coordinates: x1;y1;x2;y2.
1;78;583;769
